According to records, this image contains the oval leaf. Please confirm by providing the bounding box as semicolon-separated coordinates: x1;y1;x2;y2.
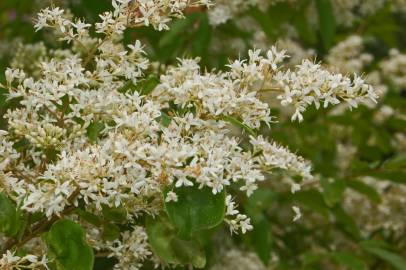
164;186;226;238
45;219;94;270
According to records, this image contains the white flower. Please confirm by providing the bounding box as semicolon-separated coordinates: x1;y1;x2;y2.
292;206;302;222
291;183;301;194
165;191;178;202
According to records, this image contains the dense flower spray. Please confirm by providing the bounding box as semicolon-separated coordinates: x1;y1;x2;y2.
0;0;379;269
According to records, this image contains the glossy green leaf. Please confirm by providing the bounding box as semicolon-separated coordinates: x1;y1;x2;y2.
164;186;226;238
45;220;94;270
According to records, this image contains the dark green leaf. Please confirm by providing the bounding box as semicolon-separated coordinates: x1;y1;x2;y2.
159;15;197;48
75;209;102;226
293;190;329;217
192;14;212;61
316;0;336;50
45;220;94;270
146;216;206;268
382;154;406;170
146;216;178;264
102;205;127;223
251;217;272;265
0;193;21;236
171;237;206;268
102;223;121;241
250;8;276;40
138;75;159;96
164;186;226;238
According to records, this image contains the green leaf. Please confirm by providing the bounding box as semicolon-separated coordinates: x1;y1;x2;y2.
75;209;102;226
345;179;381;204
250;8;276;40
382;154;406;170
164;186;226;238
86;121;105;142
101;205;127;223
245;189;274;265
0;193;21;236
320;178;346;207
360;240;406;270
367;170;406;184
223;115;257;137
102;223;121;241
146;216;206;268
331;205;360;239
294;190;329;217
158;111;172;127
159;15;197;48
171;237;206;268
45;220;94;270
330;252;366;270
316;0;336;50
192;14;212;62
363;3;399;47
117;80;135;93
251;217;272;265
146;216;178;264
138;75;159;96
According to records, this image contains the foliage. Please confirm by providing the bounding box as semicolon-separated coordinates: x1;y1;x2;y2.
0;0;405;270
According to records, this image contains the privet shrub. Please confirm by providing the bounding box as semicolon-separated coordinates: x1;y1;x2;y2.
0;0;405;269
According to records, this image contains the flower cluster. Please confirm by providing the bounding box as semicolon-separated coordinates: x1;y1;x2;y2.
108;226;152;270
224;195;253;233
380;48;406;90
0;1;377;269
0;251;48;270
275;60;378;121
326;35;373;74
208;0;293;25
